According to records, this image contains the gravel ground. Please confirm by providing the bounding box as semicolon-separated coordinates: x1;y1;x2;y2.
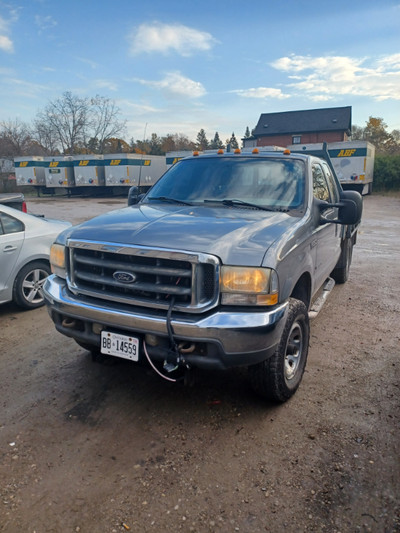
0;193;399;533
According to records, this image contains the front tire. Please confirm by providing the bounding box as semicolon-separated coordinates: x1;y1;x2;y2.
13;261;50;309
249;298;310;402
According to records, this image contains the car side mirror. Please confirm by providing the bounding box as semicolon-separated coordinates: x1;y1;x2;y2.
339;190;363;224
127;186;144;206
316;190;363;226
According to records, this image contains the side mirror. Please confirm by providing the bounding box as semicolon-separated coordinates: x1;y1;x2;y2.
316;190;363;226
339;190;363;224
127;186;143;206
336;198;361;225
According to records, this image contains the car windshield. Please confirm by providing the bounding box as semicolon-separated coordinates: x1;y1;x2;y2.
145;156;305;210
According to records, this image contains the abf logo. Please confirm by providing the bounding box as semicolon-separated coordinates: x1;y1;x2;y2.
79;160;89;166
338;149;356;157
19;161;28;167
110;159;121;165
49;161;59;167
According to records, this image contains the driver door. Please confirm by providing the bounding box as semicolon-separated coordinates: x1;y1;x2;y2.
312;163;341;289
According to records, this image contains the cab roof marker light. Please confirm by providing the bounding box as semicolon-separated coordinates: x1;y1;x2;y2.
283;149;291;155
193;151;199;156
234;148;241;154
217;149;224;155
252;148;259;154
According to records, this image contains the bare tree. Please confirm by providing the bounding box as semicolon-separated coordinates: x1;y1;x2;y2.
31;118;60;155
34;92;126;154
90;95;126;153
0;119;33;156
36;91;90;154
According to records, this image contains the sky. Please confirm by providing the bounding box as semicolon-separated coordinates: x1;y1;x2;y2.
0;0;400;145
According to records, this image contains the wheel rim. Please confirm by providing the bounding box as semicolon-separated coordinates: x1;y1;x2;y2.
22;268;48;304
284;320;304;383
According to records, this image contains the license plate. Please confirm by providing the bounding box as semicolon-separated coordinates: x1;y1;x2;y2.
101;331;139;361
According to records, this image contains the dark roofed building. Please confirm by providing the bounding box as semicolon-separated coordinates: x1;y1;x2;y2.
248;106;352;147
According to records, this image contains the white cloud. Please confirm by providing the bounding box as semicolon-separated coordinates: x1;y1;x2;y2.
34;15;57;33
77;57;99;69
119;100;161;115
232;87;290;99
0;34;12;52
271;53;400;101
5;77;49;98
0;15;13;52
136;72;206;99
129;22;217;56
94;79;118;92
377;53;400;70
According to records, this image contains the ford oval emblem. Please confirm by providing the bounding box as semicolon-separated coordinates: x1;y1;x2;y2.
113;271;136;284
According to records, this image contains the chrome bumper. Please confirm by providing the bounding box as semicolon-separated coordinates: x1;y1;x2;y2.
44;275;288;369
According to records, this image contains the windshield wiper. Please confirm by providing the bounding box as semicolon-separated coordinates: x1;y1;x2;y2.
147;196;192;206
204;198;279;212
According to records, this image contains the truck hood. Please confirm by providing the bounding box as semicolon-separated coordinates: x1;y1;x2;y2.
66;204;299;266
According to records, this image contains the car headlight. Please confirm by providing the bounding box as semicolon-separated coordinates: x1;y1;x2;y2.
220;266;279;306
50;243;67;278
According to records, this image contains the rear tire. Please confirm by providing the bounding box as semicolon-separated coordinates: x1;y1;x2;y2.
249;298;309;402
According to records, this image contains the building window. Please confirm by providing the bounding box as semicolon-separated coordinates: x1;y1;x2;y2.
292;135;301;144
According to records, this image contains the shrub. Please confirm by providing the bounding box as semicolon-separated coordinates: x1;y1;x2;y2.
373;155;400;191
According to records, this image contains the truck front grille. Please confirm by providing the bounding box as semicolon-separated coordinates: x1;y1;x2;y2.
67;240;219;313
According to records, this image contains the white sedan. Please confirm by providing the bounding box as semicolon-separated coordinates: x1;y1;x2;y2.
0;204;71;309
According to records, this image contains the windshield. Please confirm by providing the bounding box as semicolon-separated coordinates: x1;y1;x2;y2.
145;156;305;210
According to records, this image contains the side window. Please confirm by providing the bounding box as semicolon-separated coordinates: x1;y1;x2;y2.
0;212;24;234
312;164;330;201
321;162;340;203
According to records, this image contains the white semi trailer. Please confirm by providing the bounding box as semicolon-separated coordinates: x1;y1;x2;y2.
73;155;105;187
104;154;167;192
14;156;46;189
289;141;375;195
328;141;375;195
44;156;75;190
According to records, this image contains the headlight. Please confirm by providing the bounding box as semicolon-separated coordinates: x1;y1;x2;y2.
50;243;67;278
220;266;279;306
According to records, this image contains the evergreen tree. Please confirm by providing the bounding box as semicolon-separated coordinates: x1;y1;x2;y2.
226;132;239;150
244;126;251;138
196;128;209;150
210;131;224;149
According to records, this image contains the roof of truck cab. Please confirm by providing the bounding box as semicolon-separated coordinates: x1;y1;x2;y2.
179;151;313;162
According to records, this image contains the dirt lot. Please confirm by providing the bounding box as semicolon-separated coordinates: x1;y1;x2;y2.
1;194;399;533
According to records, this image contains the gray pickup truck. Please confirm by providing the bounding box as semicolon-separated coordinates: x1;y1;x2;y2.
43;148;362;402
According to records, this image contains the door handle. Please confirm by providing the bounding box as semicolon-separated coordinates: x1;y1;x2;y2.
3;245;17;252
